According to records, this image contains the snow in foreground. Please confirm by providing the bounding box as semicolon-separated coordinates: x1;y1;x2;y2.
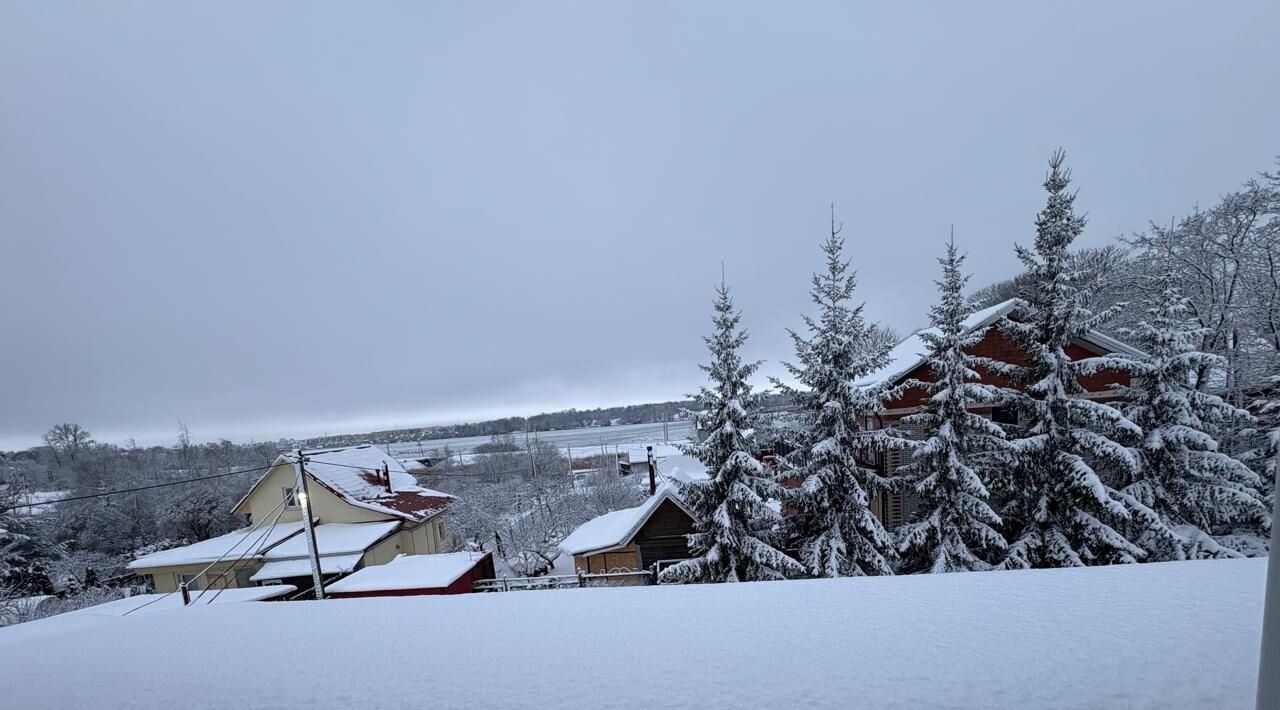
0;559;1266;710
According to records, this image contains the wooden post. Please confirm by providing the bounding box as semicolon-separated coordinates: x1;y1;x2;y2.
1257;470;1279;710
180;582;191;606
294;450;326;600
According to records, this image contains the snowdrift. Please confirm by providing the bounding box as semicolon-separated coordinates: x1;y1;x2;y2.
0;558;1266;709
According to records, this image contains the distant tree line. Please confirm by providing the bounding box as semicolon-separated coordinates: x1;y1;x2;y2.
303;400;696;449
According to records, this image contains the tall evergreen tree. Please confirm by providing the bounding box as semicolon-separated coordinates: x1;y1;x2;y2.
894;239;1009;573
987;150;1148;569
660;282;804;583
775;215;897;577
1106;286;1268;559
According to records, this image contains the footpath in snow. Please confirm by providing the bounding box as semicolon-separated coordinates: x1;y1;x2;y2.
0;558;1267;710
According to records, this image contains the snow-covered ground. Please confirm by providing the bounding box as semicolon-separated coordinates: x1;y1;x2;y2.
5;489;70;516
388;420;693;458
0;559;1265;709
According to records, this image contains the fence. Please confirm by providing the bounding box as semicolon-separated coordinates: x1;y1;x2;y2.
474;569;653;592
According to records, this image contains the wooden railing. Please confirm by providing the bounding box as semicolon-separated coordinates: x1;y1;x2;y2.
474;569;653;592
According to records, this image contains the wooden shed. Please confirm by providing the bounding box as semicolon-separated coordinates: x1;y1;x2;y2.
559;485;698;574
324;551;495;598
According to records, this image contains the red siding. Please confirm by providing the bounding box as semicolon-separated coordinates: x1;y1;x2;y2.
328;573;473;599
880;328;1130;411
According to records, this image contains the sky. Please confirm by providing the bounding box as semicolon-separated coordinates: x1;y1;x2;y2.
1;3;1277;450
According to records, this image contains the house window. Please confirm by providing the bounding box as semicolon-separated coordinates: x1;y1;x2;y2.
282;486;298;508
141;574;155;593
436;519;447;541
178;573;203;591
234;569;255;588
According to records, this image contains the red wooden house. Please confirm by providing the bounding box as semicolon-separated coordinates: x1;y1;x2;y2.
858;299;1142;529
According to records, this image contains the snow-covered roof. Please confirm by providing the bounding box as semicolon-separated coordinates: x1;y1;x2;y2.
235;445;455;523
0;560;1265;709
856;299;1017;388
325;552;489;594
559;484;695;556
127;522;306;570
856;298;1144;389
262;521;400;560
9;585;296;631
250;554;364;582
656;454;709;484
248;521;401;582
301;445;454;522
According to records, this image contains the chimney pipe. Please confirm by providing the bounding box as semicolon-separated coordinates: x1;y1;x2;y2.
383;462;393;493
646;446;656;496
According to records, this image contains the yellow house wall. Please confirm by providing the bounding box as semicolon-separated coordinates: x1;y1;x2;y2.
362;532;406;567
135;560;262;594
392;512;451;556
237;460;396;526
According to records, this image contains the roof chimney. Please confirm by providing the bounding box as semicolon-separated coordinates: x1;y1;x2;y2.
383;462;393;493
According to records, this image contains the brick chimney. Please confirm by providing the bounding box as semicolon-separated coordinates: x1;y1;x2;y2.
383;462;393;493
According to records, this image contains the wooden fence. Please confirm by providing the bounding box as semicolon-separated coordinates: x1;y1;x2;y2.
474;569;653;592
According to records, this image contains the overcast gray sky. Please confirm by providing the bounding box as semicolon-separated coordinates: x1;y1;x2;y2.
1;3;1277;449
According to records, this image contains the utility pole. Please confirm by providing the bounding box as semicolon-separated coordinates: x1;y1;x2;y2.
646;445;656;495
1257;465;1279;710
294;450;325;600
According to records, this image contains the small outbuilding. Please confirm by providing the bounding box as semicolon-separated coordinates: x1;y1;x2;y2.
324;551;495;598
559;484;698;575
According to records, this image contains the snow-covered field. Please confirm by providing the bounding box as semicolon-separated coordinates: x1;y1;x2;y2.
0;559;1266;709
388;420;693;458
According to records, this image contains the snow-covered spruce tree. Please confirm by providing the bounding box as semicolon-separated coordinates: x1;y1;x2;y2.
0;493;57;595
659;282;804;583
893;239;1009;573
773;219;897;577
987;150;1152;569
1105;286;1269;559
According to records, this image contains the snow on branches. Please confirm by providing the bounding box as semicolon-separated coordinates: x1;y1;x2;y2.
892;239;1009;573
987;150;1149;569
774;215;899;577
1105;287;1269;559
660;282;803;583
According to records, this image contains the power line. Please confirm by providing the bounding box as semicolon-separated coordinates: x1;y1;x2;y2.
0;462;277;513
302;458;568;480
121;496;290;616
197;503;288;606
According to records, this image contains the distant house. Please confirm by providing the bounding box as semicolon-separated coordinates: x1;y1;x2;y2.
559;485;698;575
128;445;455;596
860;298;1142;529
325;551;495;598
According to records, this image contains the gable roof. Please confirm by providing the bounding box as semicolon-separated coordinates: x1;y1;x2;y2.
559;484;696;557
127;522;307;570
325;551;490;594
300;446;454;522
855;298;1143;389
234;445;454;523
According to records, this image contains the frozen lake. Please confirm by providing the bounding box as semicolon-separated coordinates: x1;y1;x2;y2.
387;420;693;458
